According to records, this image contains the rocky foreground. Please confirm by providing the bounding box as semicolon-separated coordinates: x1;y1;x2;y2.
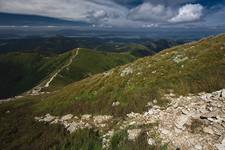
35;89;225;150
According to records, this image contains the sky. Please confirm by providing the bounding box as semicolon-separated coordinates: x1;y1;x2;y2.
0;0;225;28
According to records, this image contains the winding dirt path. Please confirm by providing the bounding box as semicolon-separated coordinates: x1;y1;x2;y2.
0;48;80;103
30;48;80;95
44;48;79;88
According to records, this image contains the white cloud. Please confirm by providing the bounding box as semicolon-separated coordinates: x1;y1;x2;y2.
127;2;204;24
128;2;174;22
0;0;208;27
0;0;128;23
93;10;107;19
169;4;204;23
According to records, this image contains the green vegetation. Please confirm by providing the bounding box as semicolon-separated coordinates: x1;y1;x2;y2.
111;130;151;150
0;37;182;54
96;43;154;54
0;34;225;149
0;48;136;98
54;129;102;150
37;34;225;116
0;98;102;150
0;51;71;98
122;44;155;57
46;48;136;91
0;37;180;98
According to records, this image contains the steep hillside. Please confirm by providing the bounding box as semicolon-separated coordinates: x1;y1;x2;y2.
37;34;225;115
0;51;72;99
42;48;136;92
0;34;225;150
0;48;136;99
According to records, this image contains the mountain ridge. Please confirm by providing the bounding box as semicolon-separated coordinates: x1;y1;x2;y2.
0;48;137;99
36;34;225;115
0;34;225;150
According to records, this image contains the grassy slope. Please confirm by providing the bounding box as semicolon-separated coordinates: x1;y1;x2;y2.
0;97;102;150
122;44;156;57
0;34;225;150
0;49;136;98
37;34;225;116
0;52;71;99
95;43;156;57
45;48;136;91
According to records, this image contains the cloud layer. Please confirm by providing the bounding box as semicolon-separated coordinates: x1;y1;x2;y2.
128;3;174;22
0;0;223;27
169;4;204;23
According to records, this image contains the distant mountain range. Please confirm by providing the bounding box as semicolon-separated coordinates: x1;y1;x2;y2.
0;36;182;99
0;12;90;26
0;36;182;54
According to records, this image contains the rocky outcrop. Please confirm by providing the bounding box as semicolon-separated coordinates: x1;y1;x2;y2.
35;113;56;122
157;89;225;150
172;54;189;64
120;66;133;77
102;130;114;149
35;89;225;150
215;138;225;150
127;129;142;141
112;101;120;107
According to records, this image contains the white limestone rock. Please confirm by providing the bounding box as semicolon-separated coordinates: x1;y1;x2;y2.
172;54;188;64
146;102;153;107
215;138;225;150
112;101;120;107
127;129;142;141
203;127;214;135
93;115;113;125
61;114;73;121
43;114;56;122
102;130;114;149
81;114;92;121
153;99;158;104
175;115;190;130
34;88;225;150
195;144;202;150
221;89;225;98
67;121;86;133
120;67;133;77
147;138;156;145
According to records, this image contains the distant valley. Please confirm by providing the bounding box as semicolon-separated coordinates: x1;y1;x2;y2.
0;36;182;99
